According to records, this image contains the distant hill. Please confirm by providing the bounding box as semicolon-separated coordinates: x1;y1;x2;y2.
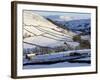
46;16;91;35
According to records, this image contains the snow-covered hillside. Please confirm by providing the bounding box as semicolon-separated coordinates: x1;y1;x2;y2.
23;11;78;50
46;15;91;35
23;11;75;37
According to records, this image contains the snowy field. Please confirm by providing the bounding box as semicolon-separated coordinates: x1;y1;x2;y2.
23;49;91;69
23;57;90;69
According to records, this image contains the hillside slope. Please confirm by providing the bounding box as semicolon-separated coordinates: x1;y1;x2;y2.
23;11;78;50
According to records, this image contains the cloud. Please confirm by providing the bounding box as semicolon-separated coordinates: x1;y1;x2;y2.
59;16;72;21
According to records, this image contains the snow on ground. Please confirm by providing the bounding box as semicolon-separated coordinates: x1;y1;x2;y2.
23;10;76;40
23;36;64;48
76;57;90;60
23;11;77;49
23;49;91;62
23;49;91;69
23;42;36;49
81;35;91;41
23;60;90;69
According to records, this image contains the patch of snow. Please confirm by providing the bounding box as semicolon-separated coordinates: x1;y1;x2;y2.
81;35;91;41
